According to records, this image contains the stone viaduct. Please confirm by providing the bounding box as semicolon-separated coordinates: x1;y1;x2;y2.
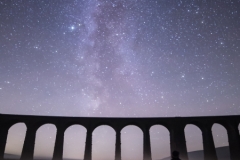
0;113;240;160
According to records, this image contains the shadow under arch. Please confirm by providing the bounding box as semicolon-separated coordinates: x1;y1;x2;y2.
212;123;230;160
184;124;203;160
150;124;170;160
4;122;27;159
63;124;87;160
121;125;143;160
33;123;56;159
92;125;116;160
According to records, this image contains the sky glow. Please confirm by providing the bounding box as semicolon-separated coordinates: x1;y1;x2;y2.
1;0;240;159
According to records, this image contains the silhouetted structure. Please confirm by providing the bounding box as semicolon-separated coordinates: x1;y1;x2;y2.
0;113;239;160
171;150;181;160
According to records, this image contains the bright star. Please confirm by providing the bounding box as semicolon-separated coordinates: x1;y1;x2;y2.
69;25;75;31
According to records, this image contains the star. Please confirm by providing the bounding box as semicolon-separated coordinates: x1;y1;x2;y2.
69;25;75;31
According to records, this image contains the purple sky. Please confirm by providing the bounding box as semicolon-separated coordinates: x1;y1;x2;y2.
1;0;240;159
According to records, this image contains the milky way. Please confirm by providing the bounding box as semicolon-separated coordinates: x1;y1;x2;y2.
1;0;240;159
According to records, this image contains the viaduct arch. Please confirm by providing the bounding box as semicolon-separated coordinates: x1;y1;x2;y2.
0;114;240;160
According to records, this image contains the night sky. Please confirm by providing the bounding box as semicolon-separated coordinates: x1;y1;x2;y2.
1;0;240;160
